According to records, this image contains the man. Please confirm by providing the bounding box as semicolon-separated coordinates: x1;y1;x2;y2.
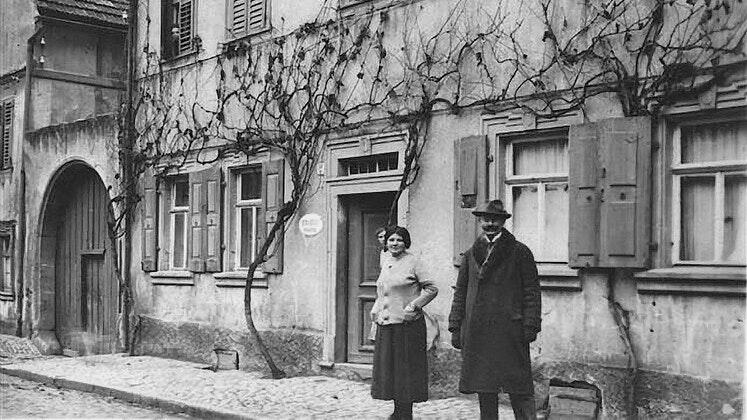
448;199;541;420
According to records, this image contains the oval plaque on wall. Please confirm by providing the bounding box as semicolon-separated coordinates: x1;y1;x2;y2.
299;213;323;237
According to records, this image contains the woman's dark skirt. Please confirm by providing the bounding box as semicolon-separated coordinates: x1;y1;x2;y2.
371;316;428;403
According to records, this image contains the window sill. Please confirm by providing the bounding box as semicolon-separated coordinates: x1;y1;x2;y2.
159;50;198;66
214;271;268;288
223;27;272;49
538;264;581;291
0;291;14;301
634;266;746;296
150;271;194;286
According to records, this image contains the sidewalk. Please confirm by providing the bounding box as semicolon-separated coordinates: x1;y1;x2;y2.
0;336;514;419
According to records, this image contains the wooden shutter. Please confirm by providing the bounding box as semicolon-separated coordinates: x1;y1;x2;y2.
1;100;12;169
453;135;488;266
230;0;266;35
261;158;284;274
568;116;652;268
568;123;600;268
141;167;158;271
177;0;193;55
158;179;172;269
188;170;205;272
247;0;266;32
204;166;223;272
598;116;651;267
230;0;247;34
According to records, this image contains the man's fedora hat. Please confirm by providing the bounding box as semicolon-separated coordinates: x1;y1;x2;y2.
472;199;512;219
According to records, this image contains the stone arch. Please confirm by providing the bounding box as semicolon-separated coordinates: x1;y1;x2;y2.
36;160;119;355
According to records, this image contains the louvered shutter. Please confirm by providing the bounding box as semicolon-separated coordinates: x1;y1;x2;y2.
247;0;266;32
598;116;651;267
261;158;284;274
141;167;158;271
204;166;223;272
453;135;488;266
188;170;205;272
230;0;266;36
568;123;600;268
1;100;12;169
177;0;193;55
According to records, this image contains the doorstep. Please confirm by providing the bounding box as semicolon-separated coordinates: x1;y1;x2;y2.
320;361;373;382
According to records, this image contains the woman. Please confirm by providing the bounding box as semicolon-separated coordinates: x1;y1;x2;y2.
370;226;438;420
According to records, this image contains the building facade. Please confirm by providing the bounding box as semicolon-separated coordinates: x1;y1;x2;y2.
0;0;128;355
0;0;744;417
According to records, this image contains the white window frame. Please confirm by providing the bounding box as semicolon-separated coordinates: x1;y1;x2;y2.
169;177;189;270
501;131;569;264
234;167;262;270
670;120;747;266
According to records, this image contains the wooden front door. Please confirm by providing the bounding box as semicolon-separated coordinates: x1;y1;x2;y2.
345;192;396;364
55;170;118;354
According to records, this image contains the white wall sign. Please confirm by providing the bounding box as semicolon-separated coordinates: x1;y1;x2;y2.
299;213;323;237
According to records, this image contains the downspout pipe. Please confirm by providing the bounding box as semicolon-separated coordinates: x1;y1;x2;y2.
16;28;41;337
121;0;138;353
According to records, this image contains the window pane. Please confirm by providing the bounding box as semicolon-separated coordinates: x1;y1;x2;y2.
239;207;255;267
174;179;189;207
543;183;569;262
680;176;715;261
173;213;186;268
513;138;568;176
240;169;261;200
723;174;746;263
512;185;539;256
681;121;747;164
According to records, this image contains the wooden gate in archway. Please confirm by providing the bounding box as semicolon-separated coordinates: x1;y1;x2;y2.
53;166;118;354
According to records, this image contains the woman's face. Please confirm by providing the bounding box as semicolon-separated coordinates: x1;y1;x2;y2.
377;231;386;246
386;233;406;256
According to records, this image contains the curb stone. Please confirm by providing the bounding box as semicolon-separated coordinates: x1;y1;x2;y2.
0;366;255;419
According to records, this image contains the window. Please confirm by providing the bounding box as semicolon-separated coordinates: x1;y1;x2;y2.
1;99;13;170
339;152;398;176
227;0;268;39
235;166;261;269
502;132;569;263
0;221;13;295
169;176;189;269
672;120;747;265
162;0;195;59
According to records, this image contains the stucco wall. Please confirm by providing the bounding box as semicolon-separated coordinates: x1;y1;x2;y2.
21;116;121;341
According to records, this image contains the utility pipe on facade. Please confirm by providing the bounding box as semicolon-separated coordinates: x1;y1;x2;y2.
120;0;138;353
16;28;41;337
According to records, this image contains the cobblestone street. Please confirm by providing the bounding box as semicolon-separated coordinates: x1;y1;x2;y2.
0;373;189;418
0;351;515;419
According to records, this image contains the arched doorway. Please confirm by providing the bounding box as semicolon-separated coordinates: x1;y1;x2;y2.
39;162;118;354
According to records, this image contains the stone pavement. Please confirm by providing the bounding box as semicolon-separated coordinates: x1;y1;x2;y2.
1;373;188;418
0;350;514;419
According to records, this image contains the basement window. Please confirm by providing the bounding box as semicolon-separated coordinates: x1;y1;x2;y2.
340;152;398;176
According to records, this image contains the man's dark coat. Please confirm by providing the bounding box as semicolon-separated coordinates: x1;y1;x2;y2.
448;229;541;394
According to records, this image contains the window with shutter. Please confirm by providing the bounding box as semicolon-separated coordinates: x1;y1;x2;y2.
161;0;195;59
453;135;488;265
228;0;267;38
151;166;224;275
1;100;13;170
